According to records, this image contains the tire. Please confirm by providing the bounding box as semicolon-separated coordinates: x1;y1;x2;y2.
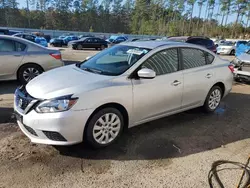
18;64;43;84
203;86;222;113
77;44;83;50
230;49;235;55
85;108;124;148
100;45;105;50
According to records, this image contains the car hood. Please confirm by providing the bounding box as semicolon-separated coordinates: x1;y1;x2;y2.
26;65;113;99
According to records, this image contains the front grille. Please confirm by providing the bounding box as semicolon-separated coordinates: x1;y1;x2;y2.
43;131;67;141
16;94;33;110
15;86;37;113
23;124;37;136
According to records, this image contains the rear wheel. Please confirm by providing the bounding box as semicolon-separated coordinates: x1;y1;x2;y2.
100;45;105;50
77;44;83;50
85;108;124;148
203;86;222;112
18;64;43;84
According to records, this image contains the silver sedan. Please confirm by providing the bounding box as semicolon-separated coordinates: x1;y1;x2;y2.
14;41;233;148
0;35;64;84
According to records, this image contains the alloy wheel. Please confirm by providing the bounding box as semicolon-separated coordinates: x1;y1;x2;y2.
23;68;40;82
208;89;221;110
92;113;121;145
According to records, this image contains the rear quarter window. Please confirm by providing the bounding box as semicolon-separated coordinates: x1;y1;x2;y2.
205;52;215;64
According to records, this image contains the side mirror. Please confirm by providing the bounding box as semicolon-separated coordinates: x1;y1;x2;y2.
137;68;156;79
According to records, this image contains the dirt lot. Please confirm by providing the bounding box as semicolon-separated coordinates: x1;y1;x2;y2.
0;51;250;188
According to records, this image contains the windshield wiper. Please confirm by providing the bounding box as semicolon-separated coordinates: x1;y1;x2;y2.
82;67;103;74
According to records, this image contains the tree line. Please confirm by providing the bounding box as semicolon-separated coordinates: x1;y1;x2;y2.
0;0;250;38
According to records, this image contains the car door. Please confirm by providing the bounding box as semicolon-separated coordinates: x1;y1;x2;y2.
85;38;94;48
0;39;26;80
93;38;100;48
132;48;183;124
180;47;215;109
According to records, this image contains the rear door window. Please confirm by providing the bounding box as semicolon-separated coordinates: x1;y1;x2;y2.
86;38;94;43
181;48;207;69
205;52;215;64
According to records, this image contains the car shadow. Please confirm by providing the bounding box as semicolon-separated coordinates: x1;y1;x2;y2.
56;92;250;160
0;107;15;123
0;80;19;95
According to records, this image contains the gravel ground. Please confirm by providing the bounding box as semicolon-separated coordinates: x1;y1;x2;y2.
0;52;250;188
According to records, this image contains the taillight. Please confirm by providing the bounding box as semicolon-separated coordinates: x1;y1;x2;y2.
228;64;234;73
50;53;61;60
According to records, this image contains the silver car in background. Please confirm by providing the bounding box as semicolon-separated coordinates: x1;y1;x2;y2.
0;35;64;84
216;41;236;55
14;41;233;148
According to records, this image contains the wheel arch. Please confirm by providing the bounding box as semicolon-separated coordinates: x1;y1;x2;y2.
16;62;44;81
211;82;225;97
84;102;129;136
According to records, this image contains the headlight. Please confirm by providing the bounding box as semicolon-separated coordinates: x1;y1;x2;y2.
35;95;78;113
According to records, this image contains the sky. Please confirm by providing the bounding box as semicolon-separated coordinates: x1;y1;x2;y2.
16;0;246;26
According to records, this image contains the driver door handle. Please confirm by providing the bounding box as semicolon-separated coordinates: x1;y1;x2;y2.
171;80;181;86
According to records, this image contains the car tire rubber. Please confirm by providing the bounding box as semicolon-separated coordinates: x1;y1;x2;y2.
100;45;105;50
77;44;83;50
85;108;124;148
203;86;222;113
230;49;235;55
18;64;43;85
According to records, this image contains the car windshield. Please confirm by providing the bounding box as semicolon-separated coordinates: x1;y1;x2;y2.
78;45;150;76
222;41;234;46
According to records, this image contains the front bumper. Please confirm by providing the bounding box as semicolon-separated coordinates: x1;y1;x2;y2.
15;109;93;145
14;88;93;145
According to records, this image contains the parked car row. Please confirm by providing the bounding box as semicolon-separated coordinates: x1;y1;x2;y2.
215;39;250;56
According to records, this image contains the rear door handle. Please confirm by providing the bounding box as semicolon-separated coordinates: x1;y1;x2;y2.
171;80;181;86
206;74;212;78
14;54;22;57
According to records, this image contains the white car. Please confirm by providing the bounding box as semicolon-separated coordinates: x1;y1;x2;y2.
232;49;250;82
14;41;233;148
216;41;236;55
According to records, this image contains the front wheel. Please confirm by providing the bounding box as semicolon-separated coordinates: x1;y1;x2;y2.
203;86;222;112
85;108;124;148
18;64;43;84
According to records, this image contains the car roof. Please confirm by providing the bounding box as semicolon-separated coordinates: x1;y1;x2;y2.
168;36;210;41
119;41;197;49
